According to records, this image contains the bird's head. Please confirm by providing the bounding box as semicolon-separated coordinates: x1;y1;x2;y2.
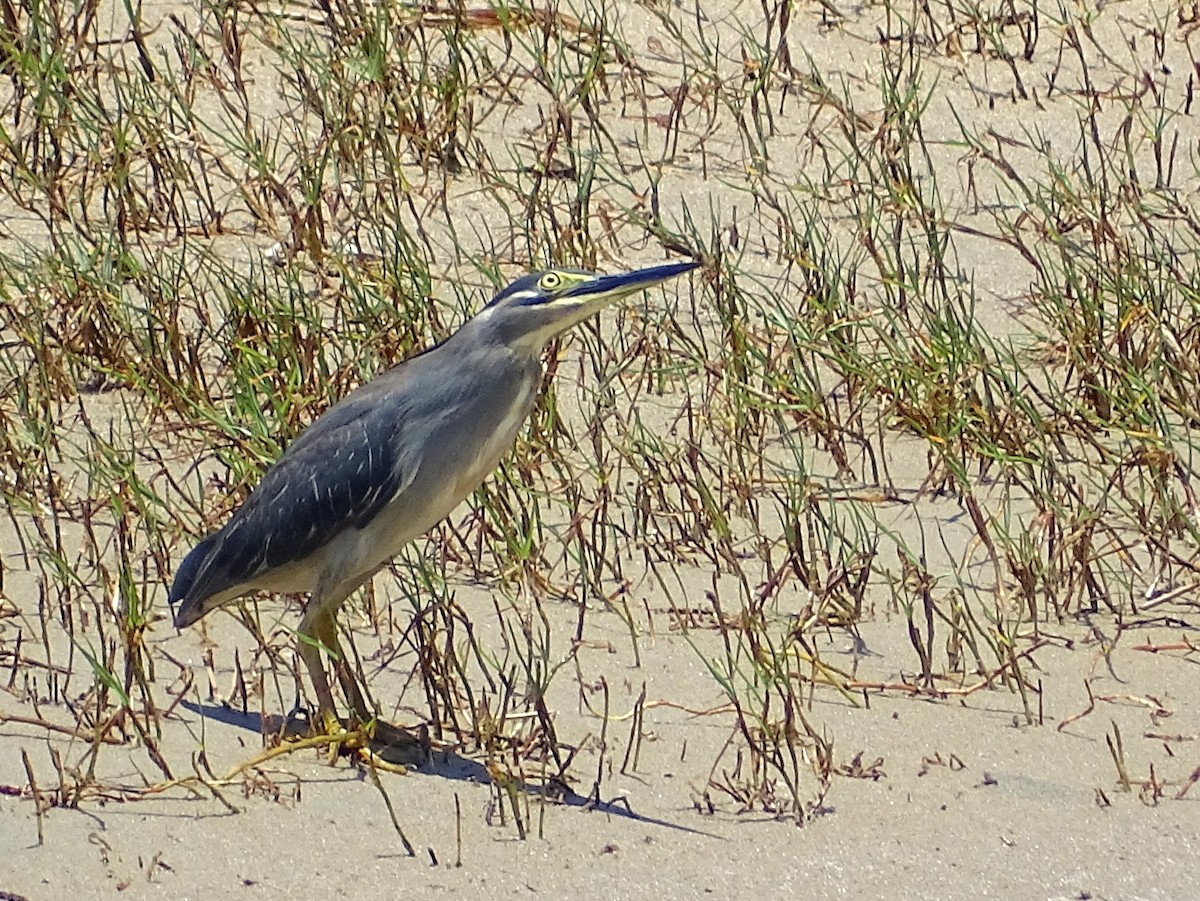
472;260;699;352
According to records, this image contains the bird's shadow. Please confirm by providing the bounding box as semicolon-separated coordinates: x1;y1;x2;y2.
181;700;721;839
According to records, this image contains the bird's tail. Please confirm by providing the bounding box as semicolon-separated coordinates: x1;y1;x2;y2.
170;535;218;628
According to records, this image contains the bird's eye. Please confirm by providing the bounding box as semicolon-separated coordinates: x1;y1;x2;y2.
539;272;562;291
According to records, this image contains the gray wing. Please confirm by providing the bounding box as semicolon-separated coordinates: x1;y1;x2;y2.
170;372;418;614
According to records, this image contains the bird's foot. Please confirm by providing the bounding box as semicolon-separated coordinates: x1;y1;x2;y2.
281;706;428;773
312;709;369;767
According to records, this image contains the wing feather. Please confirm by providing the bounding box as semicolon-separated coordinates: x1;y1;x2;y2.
171;375;417;613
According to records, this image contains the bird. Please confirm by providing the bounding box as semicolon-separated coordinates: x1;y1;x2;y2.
170;259;699;744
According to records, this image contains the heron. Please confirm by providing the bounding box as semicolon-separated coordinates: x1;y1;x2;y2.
170;259;698;752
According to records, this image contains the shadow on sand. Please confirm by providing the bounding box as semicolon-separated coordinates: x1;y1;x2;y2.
182;700;722;839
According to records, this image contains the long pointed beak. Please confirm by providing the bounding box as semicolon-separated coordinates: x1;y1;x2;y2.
565;260;699;301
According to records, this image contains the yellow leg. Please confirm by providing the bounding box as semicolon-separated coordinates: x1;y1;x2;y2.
322;621;424;771
297;589;373;727
296;601;340;733
295;588;419;773
314;610;373;723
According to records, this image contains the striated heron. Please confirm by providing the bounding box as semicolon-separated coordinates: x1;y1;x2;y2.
170;260;698;743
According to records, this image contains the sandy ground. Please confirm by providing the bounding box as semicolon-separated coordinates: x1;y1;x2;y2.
2;603;1197;900
4;517;1197;899
3;0;1200;898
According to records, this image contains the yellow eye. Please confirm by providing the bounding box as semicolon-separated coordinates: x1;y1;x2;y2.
539;272;562;291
